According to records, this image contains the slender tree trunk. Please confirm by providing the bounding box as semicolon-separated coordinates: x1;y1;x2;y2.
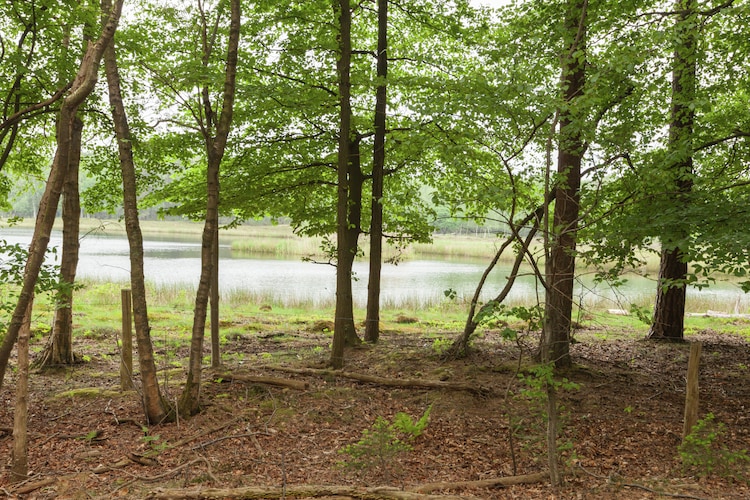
331;0;355;369
211;227;220;367
542;0;586;370
10;298;33;482
0;0;123;391
102;0;173;424
364;0;388;344
448;205;545;359
347;137;363;347
38;115;83;368
648;0;696;341
179;0;240;415
181;158;218;416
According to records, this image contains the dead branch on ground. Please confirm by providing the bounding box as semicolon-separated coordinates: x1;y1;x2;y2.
212;370;309;390
6;476;56;495
114;457;218;496
147;484;477;499
262;365;493;396
411;471;549;493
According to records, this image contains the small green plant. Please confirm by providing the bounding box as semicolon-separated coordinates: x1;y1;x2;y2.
339;406;431;478
514;363;579;461
679;413;749;481
629;303;653;325
141;427;169;456
80;430;101;443
431;337;451;355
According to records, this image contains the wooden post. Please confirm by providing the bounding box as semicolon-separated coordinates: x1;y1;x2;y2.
120;289;134;391
682;341;702;439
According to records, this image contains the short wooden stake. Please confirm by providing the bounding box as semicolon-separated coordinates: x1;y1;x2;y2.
120;289;134;391
682;341;702;439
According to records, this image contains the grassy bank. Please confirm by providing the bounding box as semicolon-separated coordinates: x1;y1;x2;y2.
17;279;750;355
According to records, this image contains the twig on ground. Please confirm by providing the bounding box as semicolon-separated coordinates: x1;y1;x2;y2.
190;431;270;451
577;464;708;500
168;416;243;450
621;482;709;500
111;457;217;496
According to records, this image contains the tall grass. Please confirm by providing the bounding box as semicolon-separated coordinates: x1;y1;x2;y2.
230;236;323;257
40;272;750;317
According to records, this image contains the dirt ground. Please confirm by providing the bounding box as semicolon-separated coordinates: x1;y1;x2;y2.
1;321;749;499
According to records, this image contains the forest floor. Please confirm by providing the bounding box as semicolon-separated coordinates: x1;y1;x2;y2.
1;315;750;499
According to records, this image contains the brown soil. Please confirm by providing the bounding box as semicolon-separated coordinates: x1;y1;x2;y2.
1;324;749;499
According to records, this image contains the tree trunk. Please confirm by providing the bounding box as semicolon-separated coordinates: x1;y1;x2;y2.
179;0;241;416
38;115;83;368
210;227;220;367
542;0;586;370
10;298;33;482
448;204;545;359
0;0;123;391
331;0;355;369
648;0;696;341
180;155;219;416
102;0;173;424
364;0;388;344
345;137;364;347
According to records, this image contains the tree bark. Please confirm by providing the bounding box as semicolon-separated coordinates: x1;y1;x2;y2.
648;0;696;341
210;227;220;367
10;298;33;482
364;0;388;344
0;0;123;391
37;115;83;368
179;0;241;416
331;0;356;369
102;0;173;424
542;0;586;370
148;485;470;500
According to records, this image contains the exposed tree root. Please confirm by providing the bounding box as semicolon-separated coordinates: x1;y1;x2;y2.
262;364;493;396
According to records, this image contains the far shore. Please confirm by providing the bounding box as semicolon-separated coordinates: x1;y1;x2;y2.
4;216;526;262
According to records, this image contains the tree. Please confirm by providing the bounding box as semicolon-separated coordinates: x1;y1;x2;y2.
0;0;124;390
179;0;241;415
364;0;388;344
35;115;82;367
578;0;750;340
647;0;696;341
331;0;357;368
541;0;587;369
102;0;173;424
0;0;76;180
9;298;32;481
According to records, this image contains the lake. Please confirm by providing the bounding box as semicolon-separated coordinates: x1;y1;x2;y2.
1;227;747;310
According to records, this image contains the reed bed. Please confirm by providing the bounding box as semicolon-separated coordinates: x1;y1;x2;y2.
71;277;748;316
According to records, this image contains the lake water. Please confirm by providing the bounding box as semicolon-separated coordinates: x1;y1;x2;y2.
1;227;747;310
